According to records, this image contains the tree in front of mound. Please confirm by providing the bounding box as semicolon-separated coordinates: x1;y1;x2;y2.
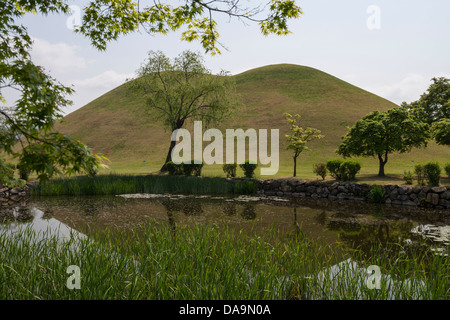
337;108;430;177
128;50;239;171
284;113;324;177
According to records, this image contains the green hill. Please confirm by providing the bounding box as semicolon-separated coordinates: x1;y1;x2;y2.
55;64;450;180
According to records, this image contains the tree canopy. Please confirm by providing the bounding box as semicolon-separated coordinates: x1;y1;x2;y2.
337;108;430;176
77;0;303;54
432;118;450;146
401;77;450;124
284;113;323;177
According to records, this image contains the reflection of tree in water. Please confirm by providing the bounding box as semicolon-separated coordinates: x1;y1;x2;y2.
328;218;416;255
15;207;33;222
0;206;33;223
241;203;256;220
82;202;100;216
314;210;327;226
223;202;237;216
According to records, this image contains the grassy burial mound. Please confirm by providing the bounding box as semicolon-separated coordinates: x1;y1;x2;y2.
55;64;449;179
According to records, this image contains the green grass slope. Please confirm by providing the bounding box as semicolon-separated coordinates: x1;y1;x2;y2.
55;64;450;181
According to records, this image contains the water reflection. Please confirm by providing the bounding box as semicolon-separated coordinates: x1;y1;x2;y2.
0;193;448;254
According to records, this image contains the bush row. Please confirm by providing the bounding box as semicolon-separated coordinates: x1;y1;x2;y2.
403;162;450;186
313;159;361;181
223;161;258;178
165;161;204;176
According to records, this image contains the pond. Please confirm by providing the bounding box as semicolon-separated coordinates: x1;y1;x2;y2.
2;193;449;255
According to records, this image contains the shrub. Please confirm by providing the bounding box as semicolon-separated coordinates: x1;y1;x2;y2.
166;161;182;175
191;162;204;176
445;163;450;178
414;164;426;186
239;160;258;178
0;162;15;186
313;163;327;180
369;185;385;203
339;160;361;181
233;180;257;195
223;163;237;178
326;159;343;180
423;162;441;186
403;171;413;185
181;163;194;176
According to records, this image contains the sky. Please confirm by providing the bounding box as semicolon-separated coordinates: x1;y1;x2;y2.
15;0;450;115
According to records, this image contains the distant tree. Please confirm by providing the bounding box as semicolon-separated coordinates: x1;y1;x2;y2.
337;108;430;177
284;113;324;177
401;77;450;124
432;118;450;146
128;50;239;171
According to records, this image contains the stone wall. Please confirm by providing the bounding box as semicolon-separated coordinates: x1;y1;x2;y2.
0;185;30;207
255;179;450;210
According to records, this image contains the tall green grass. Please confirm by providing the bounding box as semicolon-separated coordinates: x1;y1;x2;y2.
1;221;448;299
31;174;234;196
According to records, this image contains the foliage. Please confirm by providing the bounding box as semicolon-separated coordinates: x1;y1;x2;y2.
239;160;258;178
431;118;450;146
284;113;324;177
191;162;204;176
77;0;303;55
326;159;344;180
165;161;183;175
414;164;426;186
338;160;361;181
233;180;257;195
403;171;414;185
0;0;109;182
313;163;327;180
445;163;450;179
368;185;385;203
423;162;441;186
222;163;237;178
401;77;450;124
337;108;430;176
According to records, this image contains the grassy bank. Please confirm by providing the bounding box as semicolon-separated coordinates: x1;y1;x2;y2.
0;221;448;299
31;174;243;196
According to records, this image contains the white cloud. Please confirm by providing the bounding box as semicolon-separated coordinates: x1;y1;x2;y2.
365;73;448;105
30;37;86;75
72;70;134;91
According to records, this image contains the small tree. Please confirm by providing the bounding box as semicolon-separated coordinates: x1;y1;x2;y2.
337;108;430;177
313;163;327;180
284;113;324;177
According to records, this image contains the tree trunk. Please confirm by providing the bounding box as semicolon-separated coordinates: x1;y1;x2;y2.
160;121;185;172
377;152;388;177
293;156;297;177
160;139;177;172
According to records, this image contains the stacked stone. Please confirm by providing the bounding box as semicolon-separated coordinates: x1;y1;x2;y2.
0;185;29;207
256;179;450;209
